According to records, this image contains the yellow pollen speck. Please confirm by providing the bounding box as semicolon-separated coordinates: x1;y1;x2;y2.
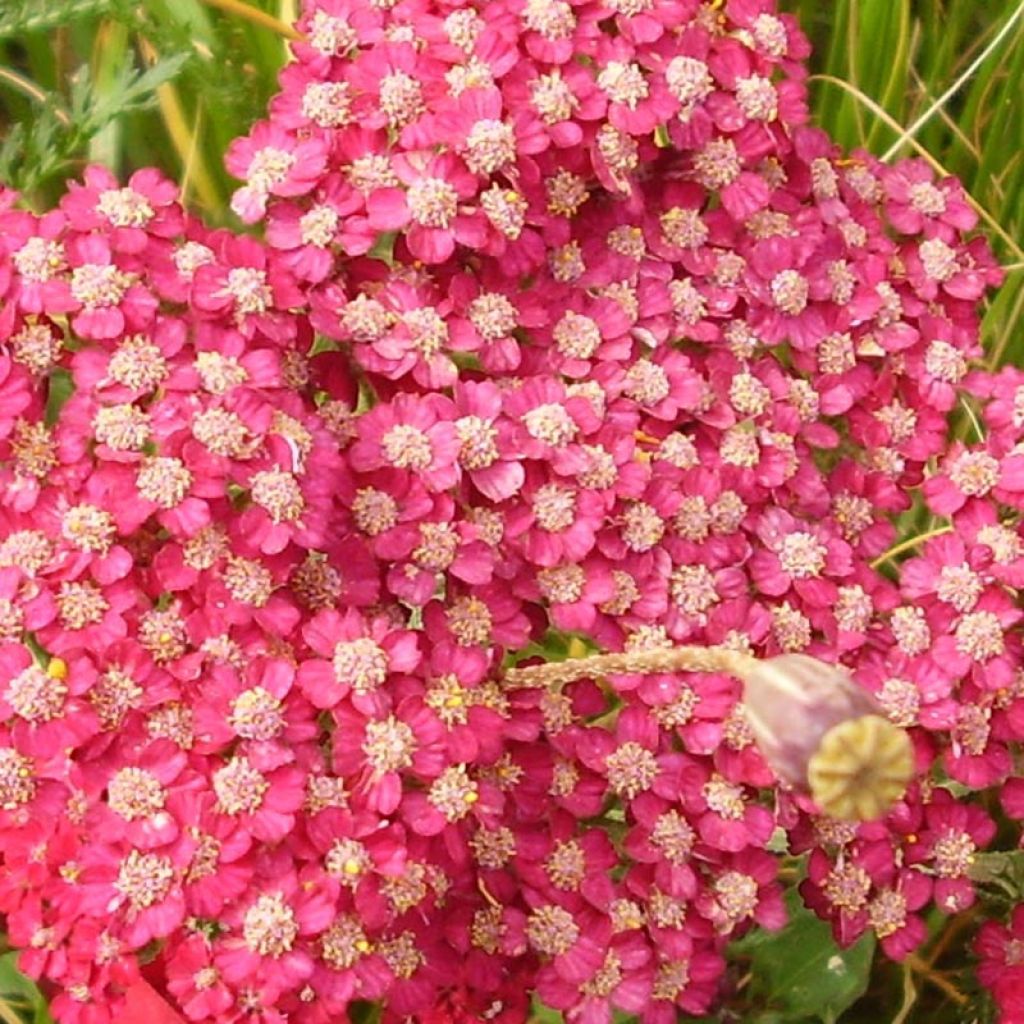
342;859;362;876
158;632;173;644
464;790;479;804
355;939;371;953
47;658;68;680
566;637;589;659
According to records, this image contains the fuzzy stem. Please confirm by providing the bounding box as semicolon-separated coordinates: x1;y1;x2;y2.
503;645;759;689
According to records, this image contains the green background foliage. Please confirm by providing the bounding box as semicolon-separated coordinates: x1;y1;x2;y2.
1;1;1022;1021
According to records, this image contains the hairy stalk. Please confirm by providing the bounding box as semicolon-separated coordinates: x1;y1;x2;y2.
503;645;759;689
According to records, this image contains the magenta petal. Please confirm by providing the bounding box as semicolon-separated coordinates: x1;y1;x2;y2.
366;188;411;231
409;225;455;264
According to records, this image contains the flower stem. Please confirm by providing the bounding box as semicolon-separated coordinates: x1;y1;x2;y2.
869;525;953;568
905;953;968;1006
503;645;758;689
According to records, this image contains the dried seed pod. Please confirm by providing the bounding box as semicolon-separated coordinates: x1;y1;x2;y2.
740;654;913;821
806;714;914;821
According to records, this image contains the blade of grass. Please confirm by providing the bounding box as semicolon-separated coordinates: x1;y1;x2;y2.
198;0;301;40
986;279;1024;369
867;0;911;153
0;64;70;123
0;996;22;1024
881;0;1024;160
137;35;222;211
88;18;130;170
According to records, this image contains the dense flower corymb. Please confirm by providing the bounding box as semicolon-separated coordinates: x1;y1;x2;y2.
0;0;1021;1021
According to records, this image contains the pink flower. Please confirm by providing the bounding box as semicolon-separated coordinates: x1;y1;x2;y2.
226;121;329;223
206;755;305;844
176;793;254;917
192;658;318;762
536;931;653;1021
593;37;679;136
450;380;524;502
696;848;786;934
422;583;533;653
931;589;1022;692
349;393;460;492
84;738;193;849
638;947;725;1023
215;871;336;995
749;508;853;606
65;234;157;340
366;151;486;263
0;207;74;314
76;838;190;949
165;936;235;1020
382;508;495;607
427;86;547;176
298;608;421;714
905;790;994;914
61;165;183;251
976;906;1024;1023
504;469;606;568
330;698;447;815
924;442;1024;515
191;235;303;342
678;760;775;853
881;161;976;235
265;179;360;283
852;843;932;960
900;532;990;613
903;232;1002;302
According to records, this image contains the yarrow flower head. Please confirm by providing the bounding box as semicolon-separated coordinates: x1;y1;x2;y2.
0;0;1019;1021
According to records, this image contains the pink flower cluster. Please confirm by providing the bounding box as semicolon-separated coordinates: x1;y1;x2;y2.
0;0;1022;1022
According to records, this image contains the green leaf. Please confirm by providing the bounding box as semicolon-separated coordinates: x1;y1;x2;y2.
0;0;126;39
968;850;1024;903
0;952;54;1024
731;891;876;1023
348;1002;381;1024
45;368;74;426
367;231;397;265
529;999;563;1022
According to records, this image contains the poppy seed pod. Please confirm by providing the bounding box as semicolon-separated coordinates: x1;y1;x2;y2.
740;654;914;821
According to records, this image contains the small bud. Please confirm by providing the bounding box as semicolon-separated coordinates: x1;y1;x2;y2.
740;654;913;821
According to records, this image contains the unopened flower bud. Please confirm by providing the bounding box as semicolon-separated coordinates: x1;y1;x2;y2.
740;654;913;821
